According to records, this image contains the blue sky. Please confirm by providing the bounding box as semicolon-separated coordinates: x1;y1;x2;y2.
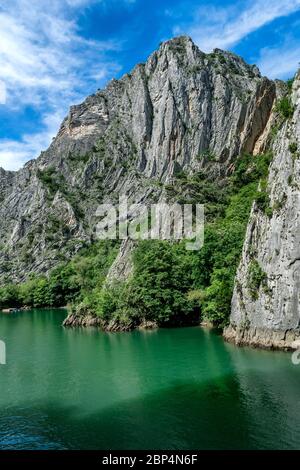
0;0;300;170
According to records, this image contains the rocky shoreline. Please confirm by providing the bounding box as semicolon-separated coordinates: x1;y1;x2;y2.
62;310;203;332
223;325;300;351
62;312;159;332
1;306;31;314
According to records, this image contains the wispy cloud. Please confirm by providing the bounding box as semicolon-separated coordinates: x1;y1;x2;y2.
0;0;122;170
0;0;120;107
0;111;62;170
0;80;6;104
173;0;300;52
258;40;300;79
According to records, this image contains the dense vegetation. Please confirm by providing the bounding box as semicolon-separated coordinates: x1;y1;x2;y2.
0;152;272;328
0;241;119;310
275;96;294;119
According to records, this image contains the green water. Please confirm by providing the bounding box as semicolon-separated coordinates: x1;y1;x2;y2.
0;309;300;450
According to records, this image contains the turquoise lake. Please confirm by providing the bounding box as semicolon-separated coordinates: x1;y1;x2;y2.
0;309;299;450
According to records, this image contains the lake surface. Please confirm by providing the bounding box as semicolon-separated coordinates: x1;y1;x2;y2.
0;309;300;450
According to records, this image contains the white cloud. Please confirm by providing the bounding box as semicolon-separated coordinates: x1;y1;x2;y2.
65;0;94;5
258;42;300;79
0;0;122;170
0;80;6;104
0;1;121;107
0;111;63;170
174;0;300;52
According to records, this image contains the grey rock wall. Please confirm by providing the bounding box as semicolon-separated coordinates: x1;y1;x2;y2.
0;36;276;284
225;71;300;349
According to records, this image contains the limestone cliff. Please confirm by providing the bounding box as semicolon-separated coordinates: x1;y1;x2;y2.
224;71;300;350
0;36;276;283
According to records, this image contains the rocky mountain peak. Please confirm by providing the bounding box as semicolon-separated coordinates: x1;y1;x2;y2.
0;37;280;282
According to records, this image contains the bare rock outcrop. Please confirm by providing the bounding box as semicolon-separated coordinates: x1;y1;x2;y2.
224;71;300;349
0;36;276;283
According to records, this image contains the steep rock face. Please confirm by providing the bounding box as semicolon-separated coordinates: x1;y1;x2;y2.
225;72;300;350
0;36;276;282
